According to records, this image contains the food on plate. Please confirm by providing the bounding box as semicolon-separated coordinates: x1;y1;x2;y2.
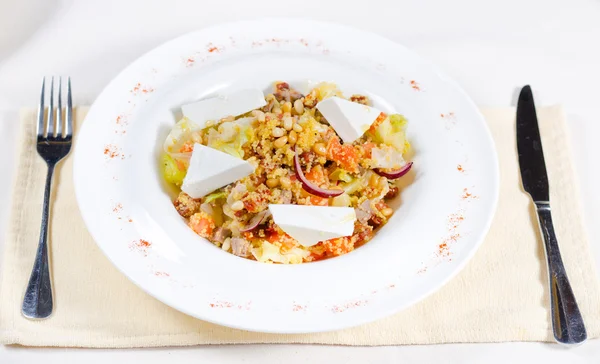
162;81;412;263
269;205;356;247
316;97;383;143
181;143;255;199
181;89;266;128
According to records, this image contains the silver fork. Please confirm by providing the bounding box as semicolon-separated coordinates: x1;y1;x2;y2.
22;77;72;319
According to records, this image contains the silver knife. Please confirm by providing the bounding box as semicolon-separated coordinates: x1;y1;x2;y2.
517;85;587;345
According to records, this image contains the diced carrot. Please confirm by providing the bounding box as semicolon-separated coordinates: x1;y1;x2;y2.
265;229;297;248
309;247;327;261
307;195;329;206
302;166;331;205
321;236;355;256
326;137;359;172
326;137;342;158
189;212;215;238
339;145;358;171
265;227;279;243
305;165;326;185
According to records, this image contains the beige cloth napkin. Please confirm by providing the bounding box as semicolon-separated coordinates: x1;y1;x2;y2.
1;106;599;347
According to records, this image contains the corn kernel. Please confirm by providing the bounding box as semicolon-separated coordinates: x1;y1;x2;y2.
266;178;279;188
313;143;327;156
274;136;288;148
272;127;284;138
231;200;244;211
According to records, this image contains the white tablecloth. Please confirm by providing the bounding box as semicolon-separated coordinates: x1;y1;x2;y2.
1;0;599;362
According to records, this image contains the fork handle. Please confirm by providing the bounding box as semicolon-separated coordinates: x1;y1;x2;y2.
535;202;586;345
22;163;55;319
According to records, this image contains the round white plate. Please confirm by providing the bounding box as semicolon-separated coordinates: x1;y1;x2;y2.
73;19;499;333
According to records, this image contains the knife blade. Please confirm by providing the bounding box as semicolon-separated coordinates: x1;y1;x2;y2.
516;85;587;345
517;85;549;203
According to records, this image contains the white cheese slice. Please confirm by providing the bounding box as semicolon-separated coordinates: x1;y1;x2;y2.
269;205;356;247
371;146;406;169
182;89;266;127
316;96;382;143
181;143;255;199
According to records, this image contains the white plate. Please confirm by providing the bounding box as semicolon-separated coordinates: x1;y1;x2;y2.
73;19;499;333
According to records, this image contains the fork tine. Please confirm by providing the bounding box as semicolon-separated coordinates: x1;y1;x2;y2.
56;77;63;137
47;77;55;137
36;78;45;138
66;77;72;137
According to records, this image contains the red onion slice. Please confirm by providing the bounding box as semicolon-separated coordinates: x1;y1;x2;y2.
240;210;272;232
374;162;413;180
294;146;343;198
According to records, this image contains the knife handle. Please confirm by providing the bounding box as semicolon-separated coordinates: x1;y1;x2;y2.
535;202;587;345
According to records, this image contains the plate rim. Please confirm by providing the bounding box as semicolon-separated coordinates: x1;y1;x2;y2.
73;18;500;333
